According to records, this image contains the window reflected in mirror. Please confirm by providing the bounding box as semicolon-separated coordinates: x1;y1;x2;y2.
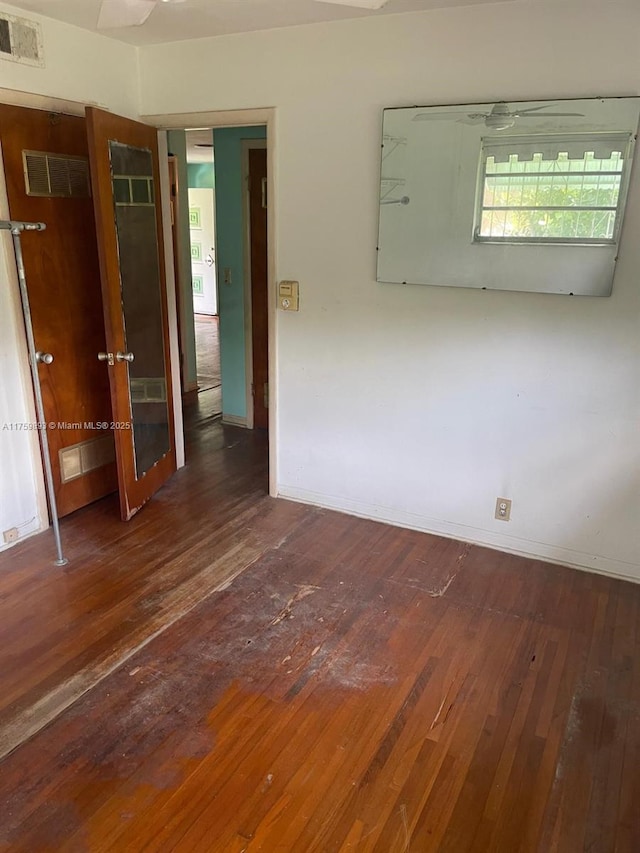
377;98;640;296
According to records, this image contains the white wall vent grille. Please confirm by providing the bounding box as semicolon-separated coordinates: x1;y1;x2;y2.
23;151;91;199
0;13;44;67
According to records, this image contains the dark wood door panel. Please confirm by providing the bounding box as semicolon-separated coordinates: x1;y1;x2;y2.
249;146;268;430
0;104;116;516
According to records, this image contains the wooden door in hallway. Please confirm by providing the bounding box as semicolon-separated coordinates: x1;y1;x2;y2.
86;107;176;520
248;147;268;430
0;103;116;517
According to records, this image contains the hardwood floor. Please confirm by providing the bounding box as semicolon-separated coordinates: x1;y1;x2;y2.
195;313;221;394
0;402;299;759
0;414;639;851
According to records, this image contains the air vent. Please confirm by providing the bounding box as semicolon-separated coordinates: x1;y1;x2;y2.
130;378;168;403
59;436;116;484
23;151;91;199
0;13;43;67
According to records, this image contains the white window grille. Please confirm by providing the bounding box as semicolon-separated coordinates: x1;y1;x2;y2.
474;133;634;244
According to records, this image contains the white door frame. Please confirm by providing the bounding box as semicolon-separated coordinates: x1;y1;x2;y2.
144;108;278;498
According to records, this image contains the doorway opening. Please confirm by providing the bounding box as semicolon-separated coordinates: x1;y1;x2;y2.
169;124;269;439
185;128;219;390
185;129;221;421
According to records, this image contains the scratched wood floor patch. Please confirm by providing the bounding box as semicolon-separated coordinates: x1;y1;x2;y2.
1;482;639;851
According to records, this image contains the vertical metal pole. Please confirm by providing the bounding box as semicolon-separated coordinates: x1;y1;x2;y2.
2;220;68;566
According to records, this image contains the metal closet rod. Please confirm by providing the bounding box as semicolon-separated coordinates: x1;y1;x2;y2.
1;219;68;566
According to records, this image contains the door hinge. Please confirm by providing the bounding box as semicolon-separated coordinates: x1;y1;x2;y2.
263;382;269;408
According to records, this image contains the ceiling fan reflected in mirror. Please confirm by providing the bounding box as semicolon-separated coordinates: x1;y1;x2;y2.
97;0;389;29
413;102;585;131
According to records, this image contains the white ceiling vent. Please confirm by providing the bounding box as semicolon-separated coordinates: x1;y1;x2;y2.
0;12;44;67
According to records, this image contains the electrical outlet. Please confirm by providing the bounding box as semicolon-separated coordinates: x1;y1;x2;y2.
495;498;512;521
3;527;19;544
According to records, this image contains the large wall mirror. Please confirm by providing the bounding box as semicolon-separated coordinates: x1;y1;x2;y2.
377;97;640;296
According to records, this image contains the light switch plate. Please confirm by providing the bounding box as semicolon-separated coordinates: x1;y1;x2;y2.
279;280;299;311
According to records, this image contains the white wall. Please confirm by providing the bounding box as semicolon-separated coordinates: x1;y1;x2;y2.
139;0;640;581
0;1;139;117
0;171;46;550
0;2;139;551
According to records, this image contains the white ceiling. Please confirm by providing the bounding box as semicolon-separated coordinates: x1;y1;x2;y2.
6;0;519;45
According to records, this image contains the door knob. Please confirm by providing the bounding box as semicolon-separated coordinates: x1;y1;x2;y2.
116;351;135;363
35;351;54;365
98;351;114;365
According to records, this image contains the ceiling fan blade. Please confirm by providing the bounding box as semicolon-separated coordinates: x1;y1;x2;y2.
97;0;157;29
514;112;585;118
413;111;480;121
314;0;389;9
516;104;560;115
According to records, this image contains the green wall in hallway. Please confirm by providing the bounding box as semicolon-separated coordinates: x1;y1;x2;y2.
213;125;267;421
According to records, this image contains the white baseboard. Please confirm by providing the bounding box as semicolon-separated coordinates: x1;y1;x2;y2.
222;414;248;428
277;484;640;585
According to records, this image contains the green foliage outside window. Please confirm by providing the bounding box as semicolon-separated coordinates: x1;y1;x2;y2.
478;151;624;241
